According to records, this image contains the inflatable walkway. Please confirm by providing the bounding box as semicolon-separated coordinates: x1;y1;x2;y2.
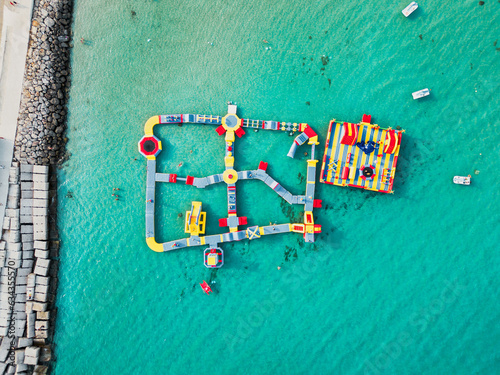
138;103;322;262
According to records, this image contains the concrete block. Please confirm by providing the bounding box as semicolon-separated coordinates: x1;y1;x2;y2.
7;197;19;209
16;275;27;285
9;173;19;184
22;259;34;269
27;313;35;338
24;347;39;365
33;231;48;242
22;234;34;243
20;172;33;182
15;293;26;303
15;299;26;310
35;321;48;331
15;317;26;337
33;181;49;191
10;165;20;176
32;199;48;208
17;338;33;348
20;215;33;224
8;183;20;197
33;190;49;200
36;311;50;320
3;217;10;230
34;250;49;259
32;174;48;184
6;241;22;251
14;349;25;364
20;206;32;216
20;181;33;191
10;231;21;243
35;284;49;296
25;302;33;313
27;274;36;288
5;208;17;218
34;293;48;302
35;276;48;286
25;344;40;356
0;241;5;249
10;218;20;231
20;164;33;174
22;242;34;251
34;330;47;339
33;207;48;217
16;363;29;373
31;302;46;312
33;241;48;250
7;250;22;260
20;225;33;234
0;336;11;360
33;216;47;226
20;198;33;207
22;250;34;260
21;190;33;199
33;266;49;276
16;285;26;296
17;268;32;277
35;258;50;269
32;165;49;174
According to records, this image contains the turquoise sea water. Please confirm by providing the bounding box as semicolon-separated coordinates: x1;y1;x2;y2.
53;0;500;374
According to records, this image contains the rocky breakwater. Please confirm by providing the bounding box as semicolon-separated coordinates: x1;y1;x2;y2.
14;0;73;165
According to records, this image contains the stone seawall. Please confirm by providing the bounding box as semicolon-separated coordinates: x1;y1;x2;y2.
0;0;74;373
0;164;58;374
14;0;73;165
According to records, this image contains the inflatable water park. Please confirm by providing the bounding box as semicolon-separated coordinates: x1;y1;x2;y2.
138;104;404;267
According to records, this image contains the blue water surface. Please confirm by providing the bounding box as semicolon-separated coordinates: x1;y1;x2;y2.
54;0;500;374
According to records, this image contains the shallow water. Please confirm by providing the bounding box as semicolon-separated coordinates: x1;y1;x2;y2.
54;0;500;374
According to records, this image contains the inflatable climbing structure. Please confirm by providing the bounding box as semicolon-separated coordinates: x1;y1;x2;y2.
319;114;404;193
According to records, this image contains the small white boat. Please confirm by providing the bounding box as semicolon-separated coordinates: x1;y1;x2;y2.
402;2;418;17
453;175;471;185
412;88;430;99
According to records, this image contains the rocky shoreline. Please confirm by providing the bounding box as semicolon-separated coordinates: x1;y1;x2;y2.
13;0;73;166
0;0;74;373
